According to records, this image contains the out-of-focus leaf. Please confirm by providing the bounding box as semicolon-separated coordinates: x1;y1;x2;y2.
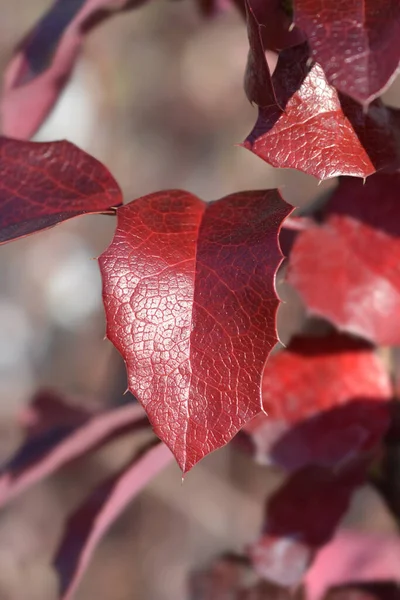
244;334;392;470
243;44;400;180
1;0;146;139
305;531;400;600
0;392;148;508
249;464;367;587
98;189;293;473
324;585;400;600
293;0;400;106
288;174;400;345
189;554;300;600
0;137;122;244
53;441;173;600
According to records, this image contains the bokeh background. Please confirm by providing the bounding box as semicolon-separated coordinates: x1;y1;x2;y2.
0;1;399;598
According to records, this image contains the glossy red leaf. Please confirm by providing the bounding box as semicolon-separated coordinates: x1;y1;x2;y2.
99;189;292;473
0;137;122;244
1;0;145;139
243;44;400;180
305;530;400;600
0;395;148;509
288;174;400;345
244;334;392;471
293;0;400;106
53;441;173;600
250;463;367;587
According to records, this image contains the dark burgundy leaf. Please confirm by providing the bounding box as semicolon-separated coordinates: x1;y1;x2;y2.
244;334;392;470
250;464;367;587
53;441;173;600
98;189;292;473
243;44;400;180
293;0;400;106
288;174;400;345
0;137;122;244
241;0;305;52
244;0;277;107
0;396;148;508
305;531;400;600
1;0;145;139
324;585;400;600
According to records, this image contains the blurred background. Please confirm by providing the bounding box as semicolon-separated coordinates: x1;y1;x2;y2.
0;1;399;598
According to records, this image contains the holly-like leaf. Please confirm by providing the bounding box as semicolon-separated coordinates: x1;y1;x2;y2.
243;44;400;180
0;137;122;244
305;530;400;600
249;463;367;587
1;0;145;139
0;392;148;508
53;441;173;600
98;189;292;473
288;174;400;345
244;334;392;470
293;0;400;106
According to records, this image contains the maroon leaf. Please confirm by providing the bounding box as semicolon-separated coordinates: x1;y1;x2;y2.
0;396;148;508
293;0;400;106
98;189;292;473
0;137;122;244
305;530;400;600
240;0;305;52
53;441;173;600
243;44;400;180
287;174;400;345
250;463;367;587
1;0;145;139
244;0;277;107
244;334;392;470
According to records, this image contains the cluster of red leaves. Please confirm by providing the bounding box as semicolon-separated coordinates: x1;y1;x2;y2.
0;0;400;598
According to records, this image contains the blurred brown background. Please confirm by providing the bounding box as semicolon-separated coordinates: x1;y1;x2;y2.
0;1;399;599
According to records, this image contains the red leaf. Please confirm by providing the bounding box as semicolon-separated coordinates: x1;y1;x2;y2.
53;441;173;600
0;396;148;508
249;464;367;587
242;44;400;180
0;137;122;244
244;334;392;470
1;0;145;139
244;0;277;107
294;0;400;106
305;530;400;600
287;174;400;345
241;0;305;52
98;189;292;473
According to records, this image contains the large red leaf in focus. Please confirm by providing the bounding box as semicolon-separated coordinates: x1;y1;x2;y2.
249;463;367;587
98;189;292;473
294;0;400;106
244;334;392;471
305;530;400;600
0;391;148;509
243;44;400;180
1;0;145;139
53;441;173;600
288;174;400;345
0;137;122;244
